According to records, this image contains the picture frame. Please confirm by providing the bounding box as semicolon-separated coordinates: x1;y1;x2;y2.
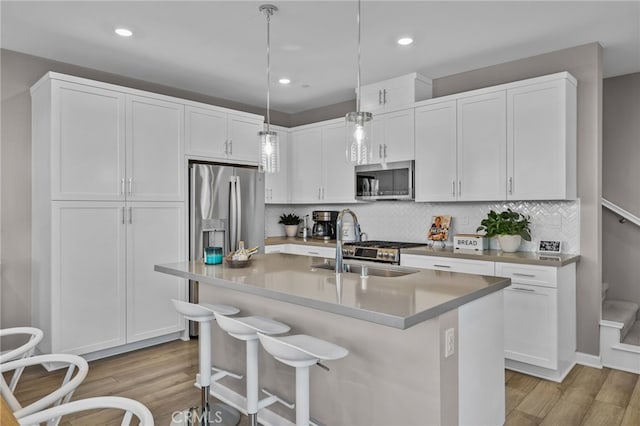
538;240;562;254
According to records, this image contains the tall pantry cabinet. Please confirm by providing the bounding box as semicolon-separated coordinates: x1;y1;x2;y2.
31;73;186;357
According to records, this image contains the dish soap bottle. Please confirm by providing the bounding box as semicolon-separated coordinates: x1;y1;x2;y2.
234;241;249;261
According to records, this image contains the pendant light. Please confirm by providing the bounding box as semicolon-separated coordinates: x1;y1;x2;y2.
345;0;372;165
259;4;280;173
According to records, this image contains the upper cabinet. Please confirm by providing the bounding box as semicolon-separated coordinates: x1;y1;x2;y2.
506;78;577;200
185;104;263;164
360;73;432;112
289;119;355;204
39;77;184;202
371;108;415;163
415;72;577;202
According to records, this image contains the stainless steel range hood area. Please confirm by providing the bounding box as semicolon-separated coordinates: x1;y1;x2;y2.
355;160;415;201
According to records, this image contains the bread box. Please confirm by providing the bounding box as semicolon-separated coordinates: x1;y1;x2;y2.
454;234;488;251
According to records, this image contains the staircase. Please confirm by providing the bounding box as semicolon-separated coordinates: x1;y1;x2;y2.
600;282;640;373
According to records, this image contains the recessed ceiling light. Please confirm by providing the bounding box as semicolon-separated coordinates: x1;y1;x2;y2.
397;37;413;46
279;78;291;85
115;28;133;37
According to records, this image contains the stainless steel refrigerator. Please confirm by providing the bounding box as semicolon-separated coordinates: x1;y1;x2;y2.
189;161;265;335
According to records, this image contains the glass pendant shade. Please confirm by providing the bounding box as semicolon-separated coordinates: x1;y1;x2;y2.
345;111;372;165
260;130;280;173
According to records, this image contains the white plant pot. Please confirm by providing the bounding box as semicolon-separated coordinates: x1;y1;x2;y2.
284;225;299;237
497;235;522;252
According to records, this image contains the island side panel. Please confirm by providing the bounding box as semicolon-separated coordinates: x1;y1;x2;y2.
200;284;455;426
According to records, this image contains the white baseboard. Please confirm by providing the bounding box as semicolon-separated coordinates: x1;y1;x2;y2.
575;351;602;369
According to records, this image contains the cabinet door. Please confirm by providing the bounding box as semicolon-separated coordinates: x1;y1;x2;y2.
228;114;262;163
185;105;228;158
290;128;323;203
372;108;415;163
359;84;384;112
457;91;507;201
51;202;126;354
507;80;570;200
52;82;126;201
126;95;184;201
126;202;186;343
503;284;558;369
415;101;458;202
265;127;289;203
322;122;355;203
401;254;494;275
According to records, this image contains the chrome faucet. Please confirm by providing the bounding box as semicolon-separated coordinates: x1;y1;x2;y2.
335;209;360;273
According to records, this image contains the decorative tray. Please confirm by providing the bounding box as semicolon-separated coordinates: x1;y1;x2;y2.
224;256;252;268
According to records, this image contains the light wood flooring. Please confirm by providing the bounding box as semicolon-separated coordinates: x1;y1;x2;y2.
7;339;640;425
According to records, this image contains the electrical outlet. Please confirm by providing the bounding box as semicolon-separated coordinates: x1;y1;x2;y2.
461;216;469;225
445;328;455;358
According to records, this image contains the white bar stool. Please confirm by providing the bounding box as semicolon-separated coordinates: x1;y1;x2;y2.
210;312;291;426
257;333;348;426
171;299;241;426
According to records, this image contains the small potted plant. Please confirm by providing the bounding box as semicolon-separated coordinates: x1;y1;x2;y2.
279;213;301;238
476;209;532;252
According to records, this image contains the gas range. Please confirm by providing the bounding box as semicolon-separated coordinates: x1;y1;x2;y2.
341;240;426;265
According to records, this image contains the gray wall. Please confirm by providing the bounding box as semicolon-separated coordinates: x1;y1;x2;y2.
432;42;604;356
602;72;640;305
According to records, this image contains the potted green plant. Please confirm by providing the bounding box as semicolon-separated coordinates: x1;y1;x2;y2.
476;209;532;252
279;213;301;237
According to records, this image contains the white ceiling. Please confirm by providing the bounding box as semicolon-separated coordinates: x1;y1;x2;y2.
2;1;639;114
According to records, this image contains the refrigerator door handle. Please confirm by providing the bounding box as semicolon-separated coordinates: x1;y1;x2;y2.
235;175;242;245
229;176;238;253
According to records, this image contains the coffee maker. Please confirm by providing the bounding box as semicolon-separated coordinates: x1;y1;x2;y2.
312;210;338;240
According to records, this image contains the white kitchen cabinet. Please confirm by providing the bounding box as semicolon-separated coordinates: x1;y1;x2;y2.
415;100;457;202
126;203;186;343
456;90;507;201
372;108;415;163
290;119;355;204
401;254;494;275
50;202;127;355
185;104;263;164
265;125;290;204
265;244;335;258
31;72;188;359
496;262;576;381
126;95;184;201
360;73;432;112
506;76;577;200
49;81;126;201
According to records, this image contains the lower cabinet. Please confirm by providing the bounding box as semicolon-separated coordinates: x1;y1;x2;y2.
36;201;186;356
265;244;335;258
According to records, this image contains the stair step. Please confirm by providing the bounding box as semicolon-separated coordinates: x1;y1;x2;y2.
602;282;610;302
622;320;640;346
602;299;640;341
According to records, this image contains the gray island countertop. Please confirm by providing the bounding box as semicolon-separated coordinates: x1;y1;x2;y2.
155;253;510;329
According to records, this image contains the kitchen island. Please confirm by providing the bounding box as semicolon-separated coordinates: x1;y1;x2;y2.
156;253;510;426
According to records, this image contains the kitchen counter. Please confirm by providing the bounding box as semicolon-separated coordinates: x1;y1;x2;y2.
155;253;507;425
264;236;581;267
155;253;510;329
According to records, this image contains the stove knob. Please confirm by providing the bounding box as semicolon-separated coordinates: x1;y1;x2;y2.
377;252;384;258
382;252;390;258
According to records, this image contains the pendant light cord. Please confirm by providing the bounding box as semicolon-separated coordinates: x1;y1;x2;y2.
356;0;362;113
265;8;272;133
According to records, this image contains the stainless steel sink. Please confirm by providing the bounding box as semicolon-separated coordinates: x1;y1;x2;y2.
311;262;418;278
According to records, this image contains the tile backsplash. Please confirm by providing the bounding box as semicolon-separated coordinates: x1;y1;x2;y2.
265;200;580;254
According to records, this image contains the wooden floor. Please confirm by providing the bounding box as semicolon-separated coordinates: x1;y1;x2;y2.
7;339;640;425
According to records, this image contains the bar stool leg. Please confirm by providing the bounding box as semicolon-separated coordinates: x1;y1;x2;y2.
296;366;310;426
246;339;259;426
200;321;212;426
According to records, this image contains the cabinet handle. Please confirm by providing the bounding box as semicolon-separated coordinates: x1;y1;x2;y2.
433;264;451;268
318;187;322;199
129;207;133;224
378;90;382;105
511;286;536;292
508;177;513;195
224;140;228;155
452;180;456;197
128;178;132;196
513;273;536;278
458;181;461;197
383;144;387;158
383;89;387;104
322;187;325;199
122;207;125;224
229;140;233;155
308;251;320;255
121;178;125;195
379;144;382;158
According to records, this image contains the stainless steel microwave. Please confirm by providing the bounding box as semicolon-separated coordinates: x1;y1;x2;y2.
355;160;414;201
